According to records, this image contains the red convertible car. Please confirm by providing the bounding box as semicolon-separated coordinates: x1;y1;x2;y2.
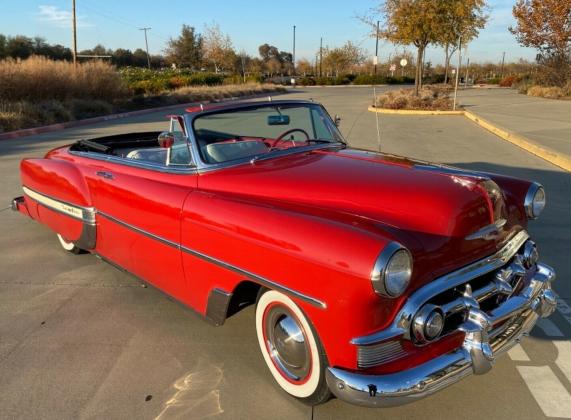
12;100;557;407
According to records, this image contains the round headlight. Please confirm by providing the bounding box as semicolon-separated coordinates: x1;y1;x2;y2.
371;243;413;298
524;183;546;219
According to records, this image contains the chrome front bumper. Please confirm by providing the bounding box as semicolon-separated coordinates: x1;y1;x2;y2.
326;262;557;407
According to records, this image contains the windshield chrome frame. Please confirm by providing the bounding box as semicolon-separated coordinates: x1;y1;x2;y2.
183;100;347;173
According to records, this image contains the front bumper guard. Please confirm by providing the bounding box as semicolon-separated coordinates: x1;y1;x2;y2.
326;262;556;407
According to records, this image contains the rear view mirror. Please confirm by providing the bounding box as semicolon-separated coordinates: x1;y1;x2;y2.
268;115;290;126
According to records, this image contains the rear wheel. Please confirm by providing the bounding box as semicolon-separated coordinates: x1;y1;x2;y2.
57;234;82;254
255;289;331;405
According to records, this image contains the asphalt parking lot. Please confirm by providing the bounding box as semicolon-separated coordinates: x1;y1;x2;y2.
1;86;570;419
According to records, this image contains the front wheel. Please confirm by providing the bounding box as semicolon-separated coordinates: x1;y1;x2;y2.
255;289;331;405
57;234;83;254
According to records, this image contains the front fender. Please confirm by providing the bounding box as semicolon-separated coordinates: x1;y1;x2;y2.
181;190;405;368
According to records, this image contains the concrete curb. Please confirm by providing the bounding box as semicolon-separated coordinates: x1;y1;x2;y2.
367;106;571;172
463;110;571;172
0;90;286;141
367;106;465;116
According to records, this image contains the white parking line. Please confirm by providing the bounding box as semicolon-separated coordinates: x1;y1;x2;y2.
554;341;571;384
517;366;571;418
536;318;565;337
508;344;530;362
555;292;571;328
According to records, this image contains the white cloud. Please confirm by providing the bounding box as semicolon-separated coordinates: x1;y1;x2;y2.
36;5;93;28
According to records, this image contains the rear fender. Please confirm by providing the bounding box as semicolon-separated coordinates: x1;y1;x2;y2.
20;158;96;249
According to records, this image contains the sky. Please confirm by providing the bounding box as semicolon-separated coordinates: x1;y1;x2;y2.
0;0;537;65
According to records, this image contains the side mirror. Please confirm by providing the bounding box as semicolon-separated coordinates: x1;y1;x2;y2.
334;115;341;127
158;131;175;149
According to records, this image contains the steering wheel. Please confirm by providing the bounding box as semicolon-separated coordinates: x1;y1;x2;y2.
270;128;311;149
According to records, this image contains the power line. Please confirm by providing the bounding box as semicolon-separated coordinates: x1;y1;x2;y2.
79;2;172;44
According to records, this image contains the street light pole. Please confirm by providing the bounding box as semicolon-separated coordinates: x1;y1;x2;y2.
72;0;77;68
500;51;506;79
139;27;152;69
292;25;296;76
374;20;380;76
453;35;462;111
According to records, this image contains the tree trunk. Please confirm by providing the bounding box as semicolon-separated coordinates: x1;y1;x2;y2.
444;43;450;84
414;46;424;96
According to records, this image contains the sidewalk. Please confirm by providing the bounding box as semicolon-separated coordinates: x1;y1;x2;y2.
458;88;571;160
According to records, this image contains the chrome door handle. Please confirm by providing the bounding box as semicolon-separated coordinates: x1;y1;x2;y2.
96;171;114;180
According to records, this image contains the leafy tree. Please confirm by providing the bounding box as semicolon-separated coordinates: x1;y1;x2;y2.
133;48;150;67
364;0;487;93
165;25;203;69
112;48;134;66
296;58;313;76
258;44;280;62
5;35;34;59
437;0;488;83
202;23;235;73
510;0;571;55
322;42;366;76
266;57;282;76
509;0;571;86
374;0;442;93
0;34;7;59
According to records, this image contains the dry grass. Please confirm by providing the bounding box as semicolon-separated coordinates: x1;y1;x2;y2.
0;56;129;102
526;85;570;99
0;56;286;132
374;85;454;110
0;83;285;132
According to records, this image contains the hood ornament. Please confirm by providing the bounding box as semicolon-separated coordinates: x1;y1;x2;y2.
465;218;507;241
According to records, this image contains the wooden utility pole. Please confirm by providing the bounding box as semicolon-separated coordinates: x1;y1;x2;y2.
72;0;77;67
139;27;152;69
374;20;380;76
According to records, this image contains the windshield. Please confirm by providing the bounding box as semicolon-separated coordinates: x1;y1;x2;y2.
192;103;345;164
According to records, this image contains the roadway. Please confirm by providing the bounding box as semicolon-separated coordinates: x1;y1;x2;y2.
0;86;569;419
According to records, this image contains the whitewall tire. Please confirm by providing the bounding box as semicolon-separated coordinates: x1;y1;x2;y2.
256;289;330;404
57;234;82;254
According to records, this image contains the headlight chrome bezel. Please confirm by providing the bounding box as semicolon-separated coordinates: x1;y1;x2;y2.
524;182;546;220
371;242;413;298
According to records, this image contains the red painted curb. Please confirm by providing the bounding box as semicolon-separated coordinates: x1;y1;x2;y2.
0;90;286;141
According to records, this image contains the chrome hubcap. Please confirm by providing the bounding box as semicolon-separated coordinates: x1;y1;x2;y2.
265;306;311;382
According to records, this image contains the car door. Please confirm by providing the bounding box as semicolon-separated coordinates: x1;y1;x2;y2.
79;129;197;304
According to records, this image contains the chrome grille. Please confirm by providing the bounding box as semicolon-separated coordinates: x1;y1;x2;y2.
418;245;533;341
357;340;407;369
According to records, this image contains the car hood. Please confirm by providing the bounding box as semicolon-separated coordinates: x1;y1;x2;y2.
199;147;524;283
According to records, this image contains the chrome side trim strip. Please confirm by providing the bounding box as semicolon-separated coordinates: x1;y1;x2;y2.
97;211;326;309
352;230;530;345
23;186;96;224
22;186;97;249
98;211;178;250
465;218;507;241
